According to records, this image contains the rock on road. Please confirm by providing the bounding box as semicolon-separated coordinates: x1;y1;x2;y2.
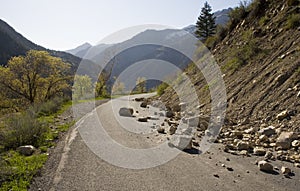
30;94;300;191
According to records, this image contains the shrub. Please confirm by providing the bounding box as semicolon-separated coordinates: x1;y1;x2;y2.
287;0;299;6
222;57;244;72
0;112;48;150
30;97;65;116
286;14;300;29
228;1;249;31
248;0;268;19
157;83;169;96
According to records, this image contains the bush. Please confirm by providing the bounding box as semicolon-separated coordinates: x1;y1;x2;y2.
0;112;48;150
287;0;299;6
286;14;300;29
228;1;248;31
30;97;65;116
248;0;268;19
157;83;169;96
222;57;244;72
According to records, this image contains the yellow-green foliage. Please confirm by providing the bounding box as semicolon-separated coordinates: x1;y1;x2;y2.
157;82;169;96
0;151;47;191
286;14;300;29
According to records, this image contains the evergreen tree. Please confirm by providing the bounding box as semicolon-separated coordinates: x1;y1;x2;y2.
195;1;216;40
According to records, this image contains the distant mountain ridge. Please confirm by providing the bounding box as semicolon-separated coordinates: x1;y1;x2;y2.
0;19;94;69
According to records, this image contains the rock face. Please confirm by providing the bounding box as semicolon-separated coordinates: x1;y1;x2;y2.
119;107;134;117
17;145;36;156
258;160;274;173
276;132;297;149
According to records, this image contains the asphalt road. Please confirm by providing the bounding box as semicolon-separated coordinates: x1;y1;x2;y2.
30;94;300;191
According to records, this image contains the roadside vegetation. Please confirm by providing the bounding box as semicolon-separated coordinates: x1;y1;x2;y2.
0;50;109;190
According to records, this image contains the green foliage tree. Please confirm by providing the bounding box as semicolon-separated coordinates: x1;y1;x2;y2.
0;50;71;104
95;74;109;98
195;1;217;40
135;77;147;93
111;77;125;95
72;75;93;100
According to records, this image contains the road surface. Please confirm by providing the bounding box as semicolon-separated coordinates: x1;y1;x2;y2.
30;94;300;191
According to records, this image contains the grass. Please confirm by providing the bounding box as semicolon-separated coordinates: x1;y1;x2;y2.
286;14;300;29
0;151;48;191
0;98;77;190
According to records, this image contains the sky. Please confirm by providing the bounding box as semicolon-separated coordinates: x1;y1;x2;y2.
0;0;242;51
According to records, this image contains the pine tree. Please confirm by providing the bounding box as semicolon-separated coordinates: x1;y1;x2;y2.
195;1;216;40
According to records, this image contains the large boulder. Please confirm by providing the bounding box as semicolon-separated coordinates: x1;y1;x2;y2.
119;107;134;117
17;145;36;156
258;160;274;173
258;126;276;137
276;131;298;149
169;135;192;150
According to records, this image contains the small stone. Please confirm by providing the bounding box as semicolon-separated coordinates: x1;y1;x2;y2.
253;147;267;156
281;166;292;175
237;141;250;151
166;111;175;118
221;164;226;167
140;101;148;108
258;160;274;173
137;117;148;122
259;135;269;142
157;126;165;134
297;91;300;97
192;140;199;147
292;140;300;147
213;174;219;178
17;145;36;156
277;110;289;120
294;163;300;168
264;151;274;160
227;167;234;171
226;158;230;161
169;125;177;135
169;134;192;150
259;126;276;137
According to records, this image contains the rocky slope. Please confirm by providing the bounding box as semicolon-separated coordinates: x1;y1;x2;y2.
159;0;300;168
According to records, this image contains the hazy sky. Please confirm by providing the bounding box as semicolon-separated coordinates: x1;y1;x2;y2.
0;0;242;50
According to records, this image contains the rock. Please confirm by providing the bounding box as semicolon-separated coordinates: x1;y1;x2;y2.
276;132;298;150
137;117;148;122
259;126;276;137
227;167;234;171
277;110;289;120
157;126;165;134
237;141;250;151
166;111;175;118
253;147;267;156
281;166;292;175
186;115;209;128
258;160;274;173
169;125;177;135
119;107;134;117
294;163;300;168
140;101;148;108
192;140;199;146
213;174;219;178
264;151;274;160
169;135;192;150
259;135;269;142
17;145;36;156
297;91;300;97
292;140;300;147
134;97;145;102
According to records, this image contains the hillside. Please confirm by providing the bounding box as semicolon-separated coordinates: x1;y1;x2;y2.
160;0;300;162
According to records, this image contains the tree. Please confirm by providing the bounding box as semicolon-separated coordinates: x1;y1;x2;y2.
73;75;93;100
135;77;147;93
95;73;109;98
111;77;125;95
0;50;71;104
195;1;216;40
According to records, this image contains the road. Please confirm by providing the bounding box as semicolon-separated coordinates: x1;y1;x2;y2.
30;94;300;191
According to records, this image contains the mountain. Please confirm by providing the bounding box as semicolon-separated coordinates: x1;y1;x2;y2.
0;19;98;74
66;42;92;56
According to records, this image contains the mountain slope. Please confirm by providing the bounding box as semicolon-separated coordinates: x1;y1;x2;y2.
160;0;300;154
66;42;92;56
